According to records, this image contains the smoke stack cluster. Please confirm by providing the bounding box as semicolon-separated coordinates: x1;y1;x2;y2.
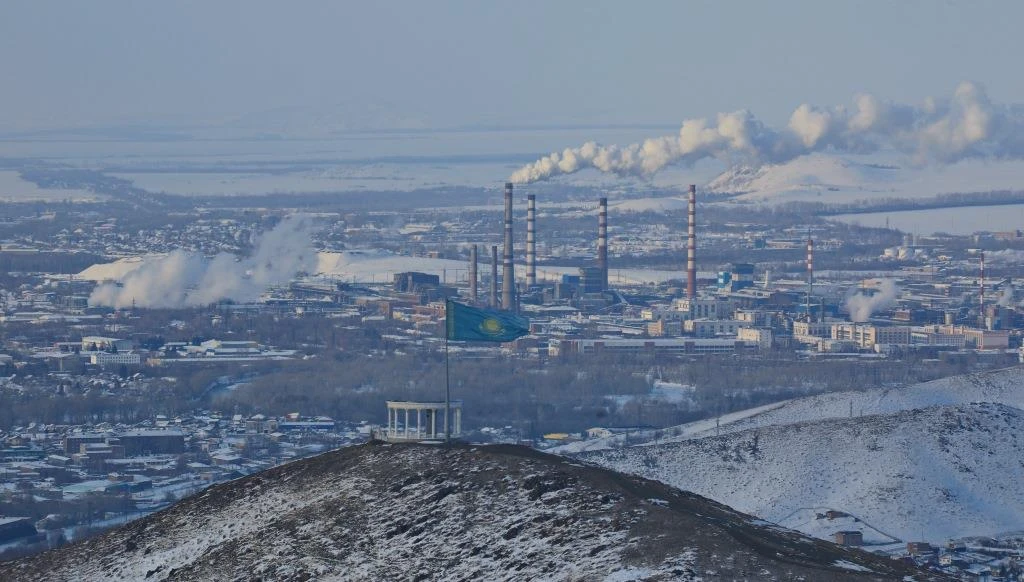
489;245;498;308
469;244;478;303
598;197;608;291
502;182;514;310
526;194;537;287
686;184;697;299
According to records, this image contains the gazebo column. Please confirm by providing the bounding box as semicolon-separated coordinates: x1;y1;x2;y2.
404;408;409;438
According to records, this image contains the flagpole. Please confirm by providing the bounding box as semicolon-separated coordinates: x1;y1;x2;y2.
444;299;529;445
445;302;451;444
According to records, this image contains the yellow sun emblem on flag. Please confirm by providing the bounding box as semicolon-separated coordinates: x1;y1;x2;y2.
479;318;504;336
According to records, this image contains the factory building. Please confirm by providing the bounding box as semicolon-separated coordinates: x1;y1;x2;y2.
81;336;133;352
393;272;440;293
737;327;774;350
717;263;755;292
935;325;1009;350
793;321;833;338
548;337;750;358
578;266;606;295
831;324;912;349
673;297;737;320
90;352;142;366
646;319;682;337
684;319;746;338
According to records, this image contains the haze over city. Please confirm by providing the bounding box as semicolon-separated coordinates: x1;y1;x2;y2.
4;1;1024;133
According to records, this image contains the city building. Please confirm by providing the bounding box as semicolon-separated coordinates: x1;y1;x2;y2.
831;324;911;349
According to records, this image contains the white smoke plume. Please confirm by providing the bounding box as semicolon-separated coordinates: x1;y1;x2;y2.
510;82;1024;183
984;249;1024;264
89;215;317;308
998;285;1014;307
845;279;900;323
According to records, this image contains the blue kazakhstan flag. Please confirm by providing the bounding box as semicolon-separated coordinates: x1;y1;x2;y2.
446;300;530;342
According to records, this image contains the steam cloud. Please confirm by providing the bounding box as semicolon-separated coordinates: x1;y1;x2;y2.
90;215;316;308
998;285;1014;307
510;82;1024;183
845;279;900;322
985;249;1024;264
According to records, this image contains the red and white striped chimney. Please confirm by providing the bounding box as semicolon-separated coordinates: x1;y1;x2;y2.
686;184;697;298
806;235;815;321
980;251;986;327
806;236;814;287
526;194;536;287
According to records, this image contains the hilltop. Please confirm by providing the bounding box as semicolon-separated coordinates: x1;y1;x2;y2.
0;443;944;581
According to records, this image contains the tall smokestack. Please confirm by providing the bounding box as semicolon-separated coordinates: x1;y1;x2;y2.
490;245;498;308
980;251;986;328
598;197;608;291
502;182;514;310
686;184;697;299
469;244;478;303
526;194;537;287
806;235;814;320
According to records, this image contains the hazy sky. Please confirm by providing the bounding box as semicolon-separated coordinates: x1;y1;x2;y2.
2;1;1023;132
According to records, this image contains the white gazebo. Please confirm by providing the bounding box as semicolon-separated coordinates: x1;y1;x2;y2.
383;400;462;442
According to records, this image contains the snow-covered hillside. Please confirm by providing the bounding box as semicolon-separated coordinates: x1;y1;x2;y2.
0;444;940;581
560;366;1024;545
704;153;1024;206
707;154;900;203
581;402;1024;545
556;366;1024;453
